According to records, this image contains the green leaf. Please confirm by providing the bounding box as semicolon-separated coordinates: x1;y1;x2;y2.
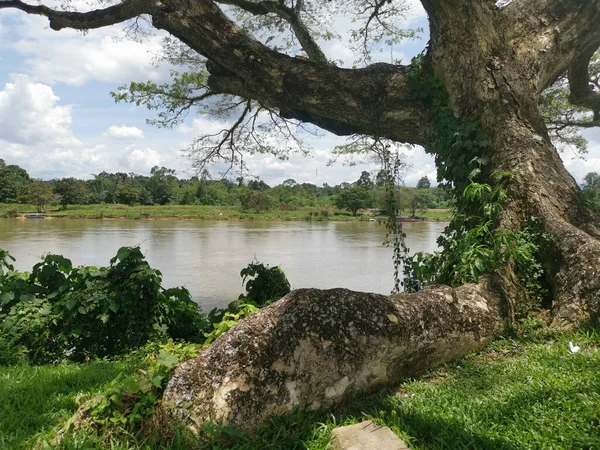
65;297;77;310
116;247;132;262
19;293;35;303
157;350;179;369
122;377;141;394
150;375;164;388
0;292;14;306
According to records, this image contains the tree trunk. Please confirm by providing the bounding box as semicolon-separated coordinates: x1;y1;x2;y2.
422;0;600;328
162;280;508;429
157;0;600;431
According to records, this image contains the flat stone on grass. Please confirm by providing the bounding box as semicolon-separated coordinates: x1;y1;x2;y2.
330;420;409;450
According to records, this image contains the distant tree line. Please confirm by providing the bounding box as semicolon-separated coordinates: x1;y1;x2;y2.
0;159;458;215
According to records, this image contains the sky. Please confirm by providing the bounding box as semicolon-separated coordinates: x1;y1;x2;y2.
0;1;598;187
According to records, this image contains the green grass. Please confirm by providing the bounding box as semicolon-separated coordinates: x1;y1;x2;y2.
377;329;600;449
0;203;452;222
417;208;452;221
0;360;137;449
3;326;599;449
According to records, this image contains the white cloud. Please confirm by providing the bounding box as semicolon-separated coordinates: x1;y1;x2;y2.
117;145;164;173
104;125;144;140
405;0;427;23
0;75;80;147
563;154;600;185
9;15;169;86
176;112;439;186
1;140;111;180
178;117;230;136
0;75;174;179
402;146;438;186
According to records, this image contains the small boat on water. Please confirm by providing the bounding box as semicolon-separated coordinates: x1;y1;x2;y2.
24;212;45;219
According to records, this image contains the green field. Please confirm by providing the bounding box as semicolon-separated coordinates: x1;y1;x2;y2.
3;325;598;449
0;203;452;222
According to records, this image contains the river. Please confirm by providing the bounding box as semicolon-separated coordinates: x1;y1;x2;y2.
0;218;445;310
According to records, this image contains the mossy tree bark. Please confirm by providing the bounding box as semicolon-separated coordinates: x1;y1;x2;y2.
3;0;600;429
421;0;600;327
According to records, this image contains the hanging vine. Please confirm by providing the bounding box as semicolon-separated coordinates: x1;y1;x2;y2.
377;140;411;294
399;55;551;313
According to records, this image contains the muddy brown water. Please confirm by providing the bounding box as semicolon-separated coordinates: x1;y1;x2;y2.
0;219;445;310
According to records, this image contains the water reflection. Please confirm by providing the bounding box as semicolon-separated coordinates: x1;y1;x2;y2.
0;219;445;310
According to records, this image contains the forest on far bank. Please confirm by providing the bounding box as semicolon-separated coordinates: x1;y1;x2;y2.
0;158;457;216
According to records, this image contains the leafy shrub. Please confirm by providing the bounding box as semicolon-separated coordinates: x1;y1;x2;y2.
203;303;259;345
0;247;205;363
203;261;291;344
1;208;19;218
404;175;552;312
80;340;200;431
240;261;291;306
0;331;28;365
240;190;275;213
1;247;293;364
158;287;212;341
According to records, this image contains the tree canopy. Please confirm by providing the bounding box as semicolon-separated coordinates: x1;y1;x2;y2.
1;0;598;173
333;185;373;216
416;176;431;190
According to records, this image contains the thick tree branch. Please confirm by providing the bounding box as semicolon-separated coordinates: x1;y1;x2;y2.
547;120;599;132
163;282;507;429
568;48;600;118
149;0;432;144
1;0;432;145
215;0;327;64
502;0;600;92
0;0;155;31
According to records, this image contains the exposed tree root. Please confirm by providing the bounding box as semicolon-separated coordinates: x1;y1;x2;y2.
161;280;507;430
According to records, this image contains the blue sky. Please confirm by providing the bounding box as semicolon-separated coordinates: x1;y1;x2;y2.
0;1;598;187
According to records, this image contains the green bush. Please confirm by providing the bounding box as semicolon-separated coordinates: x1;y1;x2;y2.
0;246;294;364
87;341;200;429
0;247;205;363
404;176;550;294
0;331;28;365
203;261;291;344
240;190;275;213
1;208;19;218
240;261;291;306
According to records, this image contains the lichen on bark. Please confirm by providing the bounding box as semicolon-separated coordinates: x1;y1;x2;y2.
162;284;505;429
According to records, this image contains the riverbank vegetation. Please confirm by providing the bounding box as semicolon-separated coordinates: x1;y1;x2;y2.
0;159;453;220
1;247;599;449
0;202;451;221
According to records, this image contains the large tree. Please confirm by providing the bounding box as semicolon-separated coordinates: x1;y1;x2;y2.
53;177;87;209
3;0;600;430
334;185;373;215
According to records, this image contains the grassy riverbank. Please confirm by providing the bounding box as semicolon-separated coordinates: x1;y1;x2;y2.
0;203;452;222
4;324;598;449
